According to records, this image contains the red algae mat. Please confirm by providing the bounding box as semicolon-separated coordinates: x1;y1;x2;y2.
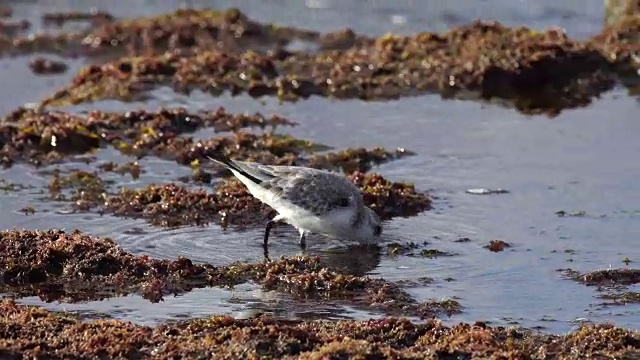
1;300;639;359
1;8;639;115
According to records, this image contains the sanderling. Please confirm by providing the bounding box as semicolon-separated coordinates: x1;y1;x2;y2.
207;154;382;249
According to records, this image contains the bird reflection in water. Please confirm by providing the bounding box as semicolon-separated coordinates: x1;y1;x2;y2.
313;244;382;277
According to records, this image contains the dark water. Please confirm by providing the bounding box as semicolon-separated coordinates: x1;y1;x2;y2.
1;0;639;333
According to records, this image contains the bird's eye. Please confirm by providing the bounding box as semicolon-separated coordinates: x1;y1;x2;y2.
338;197;350;207
373;225;382;236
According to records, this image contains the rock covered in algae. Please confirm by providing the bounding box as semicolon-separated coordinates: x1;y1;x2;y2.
99;170;431;228
561;267;640;286
97;161;143;179
0;229;453;320
36;17;639;115
144;131;322;166
181;145;415;182
582;268;640;286
303;147;415;174
603;0;640;28
591;13;640;86
8;107;429;226
0;107;297;168
0;110;101;167
41;10;115;26
598;291;640;305
0;229;215;302
1;107;412;174
78;7;326;54
103;182;242;228
1;8;323;57
29;57;68;75
1;7;638;113
0;300;638;359
559;267;640;307
348;172;431;220
47;170;109;211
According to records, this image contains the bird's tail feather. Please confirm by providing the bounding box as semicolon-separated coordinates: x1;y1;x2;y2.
206;154;263;184
207;153;233;169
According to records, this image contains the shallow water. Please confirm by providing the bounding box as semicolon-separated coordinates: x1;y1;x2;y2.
1;0;639;334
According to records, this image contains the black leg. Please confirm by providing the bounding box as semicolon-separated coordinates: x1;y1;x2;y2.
263;220;275;261
263;220;274;246
299;231;306;250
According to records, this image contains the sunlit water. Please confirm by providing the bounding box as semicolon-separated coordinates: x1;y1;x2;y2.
1;0;638;333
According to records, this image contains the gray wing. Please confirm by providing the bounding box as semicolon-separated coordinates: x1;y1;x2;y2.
258;166;362;216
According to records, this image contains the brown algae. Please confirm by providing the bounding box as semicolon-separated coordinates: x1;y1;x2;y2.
100;171;431;228
0;107;296;167
559;267;640;307
0;300;638;359
485;240;512;252
0;229;455;320
29;57;68;75
33;14;640;115
0;8;637;113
